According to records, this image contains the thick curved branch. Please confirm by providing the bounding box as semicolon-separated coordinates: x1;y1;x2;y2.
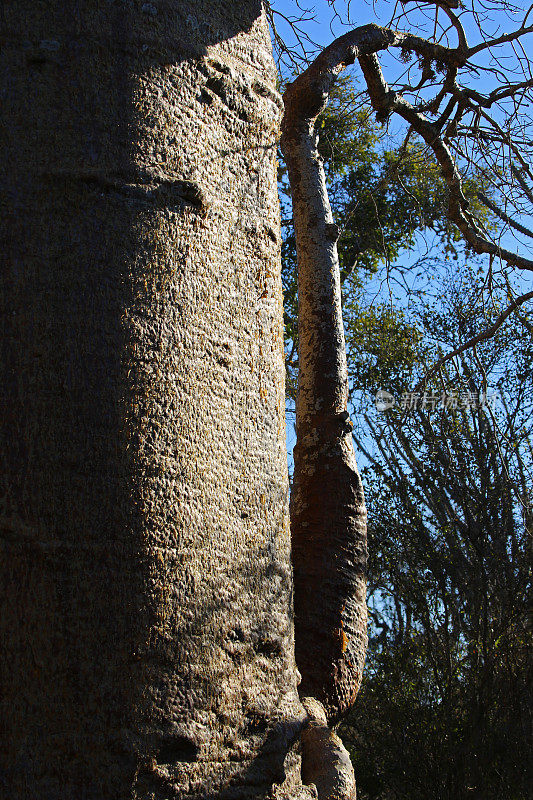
282;23;465;139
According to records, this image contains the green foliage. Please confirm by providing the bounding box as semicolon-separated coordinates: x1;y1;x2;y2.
344;303;423;397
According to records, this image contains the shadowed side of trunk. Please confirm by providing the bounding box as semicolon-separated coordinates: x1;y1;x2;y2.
0;2;307;797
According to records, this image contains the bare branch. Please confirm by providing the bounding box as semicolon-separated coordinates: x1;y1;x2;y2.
419;289;533;385
477;191;533;240
454;79;533;110
512;165;533;205
467;23;533;59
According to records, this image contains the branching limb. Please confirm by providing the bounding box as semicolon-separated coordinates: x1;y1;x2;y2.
418;289;533;386
282;23;466;140
358;54;533;270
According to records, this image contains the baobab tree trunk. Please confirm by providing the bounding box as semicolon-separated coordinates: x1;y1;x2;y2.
281;61;368;724
0;2;312;797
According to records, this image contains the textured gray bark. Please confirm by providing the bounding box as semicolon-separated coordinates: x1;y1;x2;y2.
0;2;309;797
300;699;355;800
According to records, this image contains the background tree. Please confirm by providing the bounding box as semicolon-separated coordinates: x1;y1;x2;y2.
278;0;532;743
277;5;532;792
340;271;533;799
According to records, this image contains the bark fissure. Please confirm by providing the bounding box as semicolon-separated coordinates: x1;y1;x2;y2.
42;170;210;209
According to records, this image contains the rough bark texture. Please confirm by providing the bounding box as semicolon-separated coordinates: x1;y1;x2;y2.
0;2;309;798
300;699;356;800
281;80;368;724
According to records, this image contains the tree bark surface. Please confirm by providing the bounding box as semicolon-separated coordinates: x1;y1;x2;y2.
282;85;368;724
0;2;307;798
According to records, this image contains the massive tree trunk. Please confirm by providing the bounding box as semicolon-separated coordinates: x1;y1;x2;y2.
0;2;312;797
